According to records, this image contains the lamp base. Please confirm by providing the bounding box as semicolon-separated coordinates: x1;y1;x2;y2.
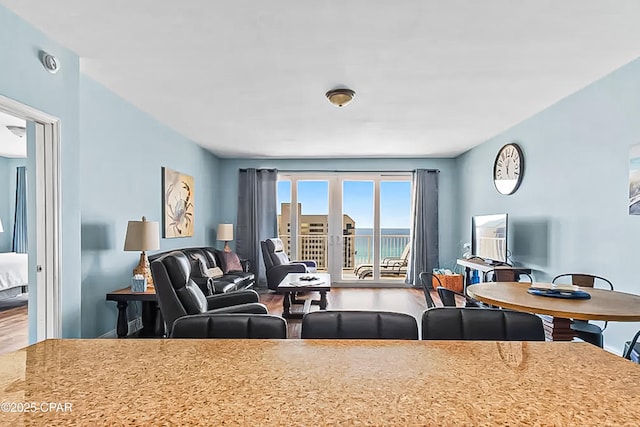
223;242;231;252
133;251;154;290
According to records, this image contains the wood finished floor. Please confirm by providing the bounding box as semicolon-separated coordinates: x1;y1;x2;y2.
0;296;28;355
260;287;441;339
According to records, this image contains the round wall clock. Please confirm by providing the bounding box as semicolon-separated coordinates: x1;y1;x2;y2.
493;143;524;195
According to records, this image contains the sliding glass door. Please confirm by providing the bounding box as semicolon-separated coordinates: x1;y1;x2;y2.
277;173;411;285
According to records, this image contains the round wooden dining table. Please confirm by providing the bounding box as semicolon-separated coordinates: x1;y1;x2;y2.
466;282;640;341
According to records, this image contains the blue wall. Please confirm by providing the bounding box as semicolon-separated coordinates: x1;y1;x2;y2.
457;57;640;354
218;158;460;269
0;5;221;339
0;157;27;252
0;5;81;340
79;77;220;337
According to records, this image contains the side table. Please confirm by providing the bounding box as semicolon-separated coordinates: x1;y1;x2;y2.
106;287;165;338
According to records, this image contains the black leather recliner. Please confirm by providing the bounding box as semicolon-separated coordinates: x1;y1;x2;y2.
260;238;317;290
421;307;545;341
301;310;419;340
150;251;268;336
171;313;287;338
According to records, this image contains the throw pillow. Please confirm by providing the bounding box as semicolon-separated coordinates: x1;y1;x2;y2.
193;259;209;278
219;251;243;273
206;267;224;279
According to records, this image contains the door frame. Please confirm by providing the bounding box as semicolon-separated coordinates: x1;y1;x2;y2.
0;94;62;341
278;171;412;287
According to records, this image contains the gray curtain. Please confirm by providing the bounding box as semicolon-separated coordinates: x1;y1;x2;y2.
236;168;278;287
12;166;27;253
406;169;439;286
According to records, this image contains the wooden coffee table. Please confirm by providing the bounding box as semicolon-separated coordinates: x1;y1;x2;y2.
277;273;331;319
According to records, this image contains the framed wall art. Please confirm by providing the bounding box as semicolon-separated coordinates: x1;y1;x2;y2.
162;167;195;237
630;144;640;215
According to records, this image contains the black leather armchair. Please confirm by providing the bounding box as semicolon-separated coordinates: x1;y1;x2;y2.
301;310;418;340
261;238;317;290
171;313;287;338
150;251;268;336
421;307;545;341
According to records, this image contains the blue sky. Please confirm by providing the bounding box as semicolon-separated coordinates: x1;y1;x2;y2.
277;180;411;228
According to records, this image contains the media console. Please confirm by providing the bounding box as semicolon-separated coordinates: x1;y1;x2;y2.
456;258;532;288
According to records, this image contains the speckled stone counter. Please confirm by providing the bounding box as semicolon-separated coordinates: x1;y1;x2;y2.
0;339;639;425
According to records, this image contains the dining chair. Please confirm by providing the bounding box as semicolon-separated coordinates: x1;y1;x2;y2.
418;271;437;308
484;268;533;283
623;329;640;361
170;313;287;338
419;271;480;308
301;310;418;339
552;273;613;347
421;307;545;341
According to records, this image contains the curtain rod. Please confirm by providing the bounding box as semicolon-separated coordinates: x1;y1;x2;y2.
273;169;439;173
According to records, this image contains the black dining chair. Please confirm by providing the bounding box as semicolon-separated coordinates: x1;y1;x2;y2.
420;271;480;308
484;268;533;283
623;329;640;361
421;307;545;341
418;271;437;308
170;313;287;339
552;273;613;347
301;310;419;340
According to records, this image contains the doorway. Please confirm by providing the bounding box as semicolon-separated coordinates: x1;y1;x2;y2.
277;172;412;286
0;95;61;349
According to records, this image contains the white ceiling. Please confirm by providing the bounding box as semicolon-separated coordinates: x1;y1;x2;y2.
0;110;26;158
2;1;640;159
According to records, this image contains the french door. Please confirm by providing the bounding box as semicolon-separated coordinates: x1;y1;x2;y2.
277;172;412;285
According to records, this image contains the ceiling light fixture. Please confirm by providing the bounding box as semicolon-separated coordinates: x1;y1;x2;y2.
326;88;355;107
6;125;26;138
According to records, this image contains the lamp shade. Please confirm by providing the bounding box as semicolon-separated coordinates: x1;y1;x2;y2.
217;223;234;241
124;216;160;251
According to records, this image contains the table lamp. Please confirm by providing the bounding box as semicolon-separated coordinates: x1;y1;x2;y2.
217;223;234;252
124;216;160;288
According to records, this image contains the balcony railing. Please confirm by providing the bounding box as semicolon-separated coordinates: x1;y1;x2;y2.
278;234;410;270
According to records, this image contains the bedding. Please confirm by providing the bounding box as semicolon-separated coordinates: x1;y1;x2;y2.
0;252;28;292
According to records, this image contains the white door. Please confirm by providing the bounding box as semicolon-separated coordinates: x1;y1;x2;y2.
1;95;61;342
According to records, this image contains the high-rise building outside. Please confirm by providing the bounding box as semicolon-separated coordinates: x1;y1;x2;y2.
278;203;355;269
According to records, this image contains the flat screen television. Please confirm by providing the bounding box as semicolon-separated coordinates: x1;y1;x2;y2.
471;213;508;264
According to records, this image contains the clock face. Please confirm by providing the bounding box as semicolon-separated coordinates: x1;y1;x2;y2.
493;143;524;195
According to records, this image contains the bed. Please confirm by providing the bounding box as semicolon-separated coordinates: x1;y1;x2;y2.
0;252;28;300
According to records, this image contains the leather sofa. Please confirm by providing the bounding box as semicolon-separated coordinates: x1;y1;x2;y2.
150;250;267;336
149;247;254;296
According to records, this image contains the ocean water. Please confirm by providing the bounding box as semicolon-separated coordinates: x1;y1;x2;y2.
353;228;410;264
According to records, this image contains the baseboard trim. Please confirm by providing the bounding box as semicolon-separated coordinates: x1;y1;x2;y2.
99;317;143;338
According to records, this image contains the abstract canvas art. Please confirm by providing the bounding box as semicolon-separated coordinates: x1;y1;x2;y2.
630;144;640;215
162;167;194;237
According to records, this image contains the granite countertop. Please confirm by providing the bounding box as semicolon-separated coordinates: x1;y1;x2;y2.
0;339;638;425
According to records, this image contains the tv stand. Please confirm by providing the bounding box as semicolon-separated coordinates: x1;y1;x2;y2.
456;258;532;288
